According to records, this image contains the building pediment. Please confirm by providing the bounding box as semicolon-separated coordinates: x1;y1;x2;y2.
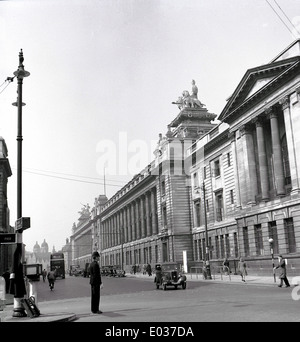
218;56;300;123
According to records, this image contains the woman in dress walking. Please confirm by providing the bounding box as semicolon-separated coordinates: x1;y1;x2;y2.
238;257;247;282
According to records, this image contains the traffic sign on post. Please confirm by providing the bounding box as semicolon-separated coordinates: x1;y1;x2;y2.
0;233;16;244
15;217;31;231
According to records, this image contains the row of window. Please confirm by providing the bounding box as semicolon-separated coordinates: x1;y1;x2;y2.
103;245;159;266
194;218;297;260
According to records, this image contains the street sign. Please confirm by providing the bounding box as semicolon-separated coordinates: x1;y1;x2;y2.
0;233;16;244
15;217;31;231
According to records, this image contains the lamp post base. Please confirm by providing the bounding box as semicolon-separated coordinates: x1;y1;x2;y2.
12;298;27;317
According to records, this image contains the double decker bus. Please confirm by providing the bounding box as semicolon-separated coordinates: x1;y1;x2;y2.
50;252;65;279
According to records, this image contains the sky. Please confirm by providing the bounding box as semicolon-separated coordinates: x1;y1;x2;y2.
0;0;299;253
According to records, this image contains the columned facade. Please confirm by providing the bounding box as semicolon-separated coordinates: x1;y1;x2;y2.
68;39;300;276
253;116;269;201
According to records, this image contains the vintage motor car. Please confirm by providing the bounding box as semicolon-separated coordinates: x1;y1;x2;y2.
154;262;187;290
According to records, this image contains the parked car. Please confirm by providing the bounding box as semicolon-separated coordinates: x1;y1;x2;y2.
154;262;187;290
69;265;80;276
83;263;90;278
114;268;126;277
73;268;84;277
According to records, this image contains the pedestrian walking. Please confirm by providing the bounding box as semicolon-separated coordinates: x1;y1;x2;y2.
89;251;103;314
146;263;152;276
222;257;230;275
47;270;56;290
238;257;247;282
274;255;290;288
42;269;47;282
202;260;207;279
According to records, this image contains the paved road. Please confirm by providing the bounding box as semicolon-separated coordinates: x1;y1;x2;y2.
2;274;300;323
30;275;300;322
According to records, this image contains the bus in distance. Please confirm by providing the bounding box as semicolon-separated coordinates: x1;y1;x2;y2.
50;252;65;279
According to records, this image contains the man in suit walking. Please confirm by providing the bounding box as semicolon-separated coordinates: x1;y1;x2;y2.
274;255;290;288
89;251;103;314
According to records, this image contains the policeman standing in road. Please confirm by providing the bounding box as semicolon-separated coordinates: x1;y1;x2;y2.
89;251;103;314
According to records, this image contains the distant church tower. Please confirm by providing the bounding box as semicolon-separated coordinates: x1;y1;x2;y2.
33;241;41;254
41;238;49;254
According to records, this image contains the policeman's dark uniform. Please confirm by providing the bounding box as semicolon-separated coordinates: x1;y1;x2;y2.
89;251;102;314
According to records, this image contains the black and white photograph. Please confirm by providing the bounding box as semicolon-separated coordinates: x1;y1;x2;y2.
0;0;300;329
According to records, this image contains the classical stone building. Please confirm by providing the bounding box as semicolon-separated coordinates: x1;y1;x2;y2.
188;39;300;275
70;39;300;276
93;81;218;272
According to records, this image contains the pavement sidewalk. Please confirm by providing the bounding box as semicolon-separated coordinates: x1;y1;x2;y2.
0;273;296;323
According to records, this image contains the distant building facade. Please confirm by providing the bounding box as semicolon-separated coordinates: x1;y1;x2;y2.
25;239;52;271
62;238;72;272
67;197;107;270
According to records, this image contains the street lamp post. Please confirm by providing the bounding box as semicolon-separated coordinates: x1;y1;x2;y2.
202;181;212;279
11;49;30;317
268;238;276;283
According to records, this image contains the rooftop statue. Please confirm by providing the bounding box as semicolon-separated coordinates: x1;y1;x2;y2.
172;80;205;109
78;203;90;217
191;79;198;99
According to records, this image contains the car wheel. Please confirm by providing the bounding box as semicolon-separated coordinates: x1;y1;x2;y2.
182;282;186;289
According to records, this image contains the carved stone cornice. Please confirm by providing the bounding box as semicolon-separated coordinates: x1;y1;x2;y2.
279;95;290;111
239;124;253;136
228;131;236;142
264;106;278;120
296;87;300;102
251;115;265;127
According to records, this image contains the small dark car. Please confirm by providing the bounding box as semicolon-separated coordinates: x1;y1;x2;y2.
83;263;90;277
154;262;187;290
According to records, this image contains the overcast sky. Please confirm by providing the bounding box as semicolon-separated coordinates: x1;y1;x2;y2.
0;0;299;253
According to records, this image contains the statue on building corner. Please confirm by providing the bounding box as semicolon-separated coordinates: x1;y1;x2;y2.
172;80;205;109
191;79;198;99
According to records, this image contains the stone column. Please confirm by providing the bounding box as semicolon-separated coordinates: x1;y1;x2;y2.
102;221;106;249
145;192;151;236
105;219;110;248
117;211;121;245
266;107;285;196
111;217;115;246
253;116;269;201
106;218;111;248
112;216;115;246
131;202;136;241
240;124;258;204
229;131;241;207
114;215;117;246
123;208;128;243
135;199;140;240
127;205;131;242
151;188;158;235
280;95;300;196
140;196;146;238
